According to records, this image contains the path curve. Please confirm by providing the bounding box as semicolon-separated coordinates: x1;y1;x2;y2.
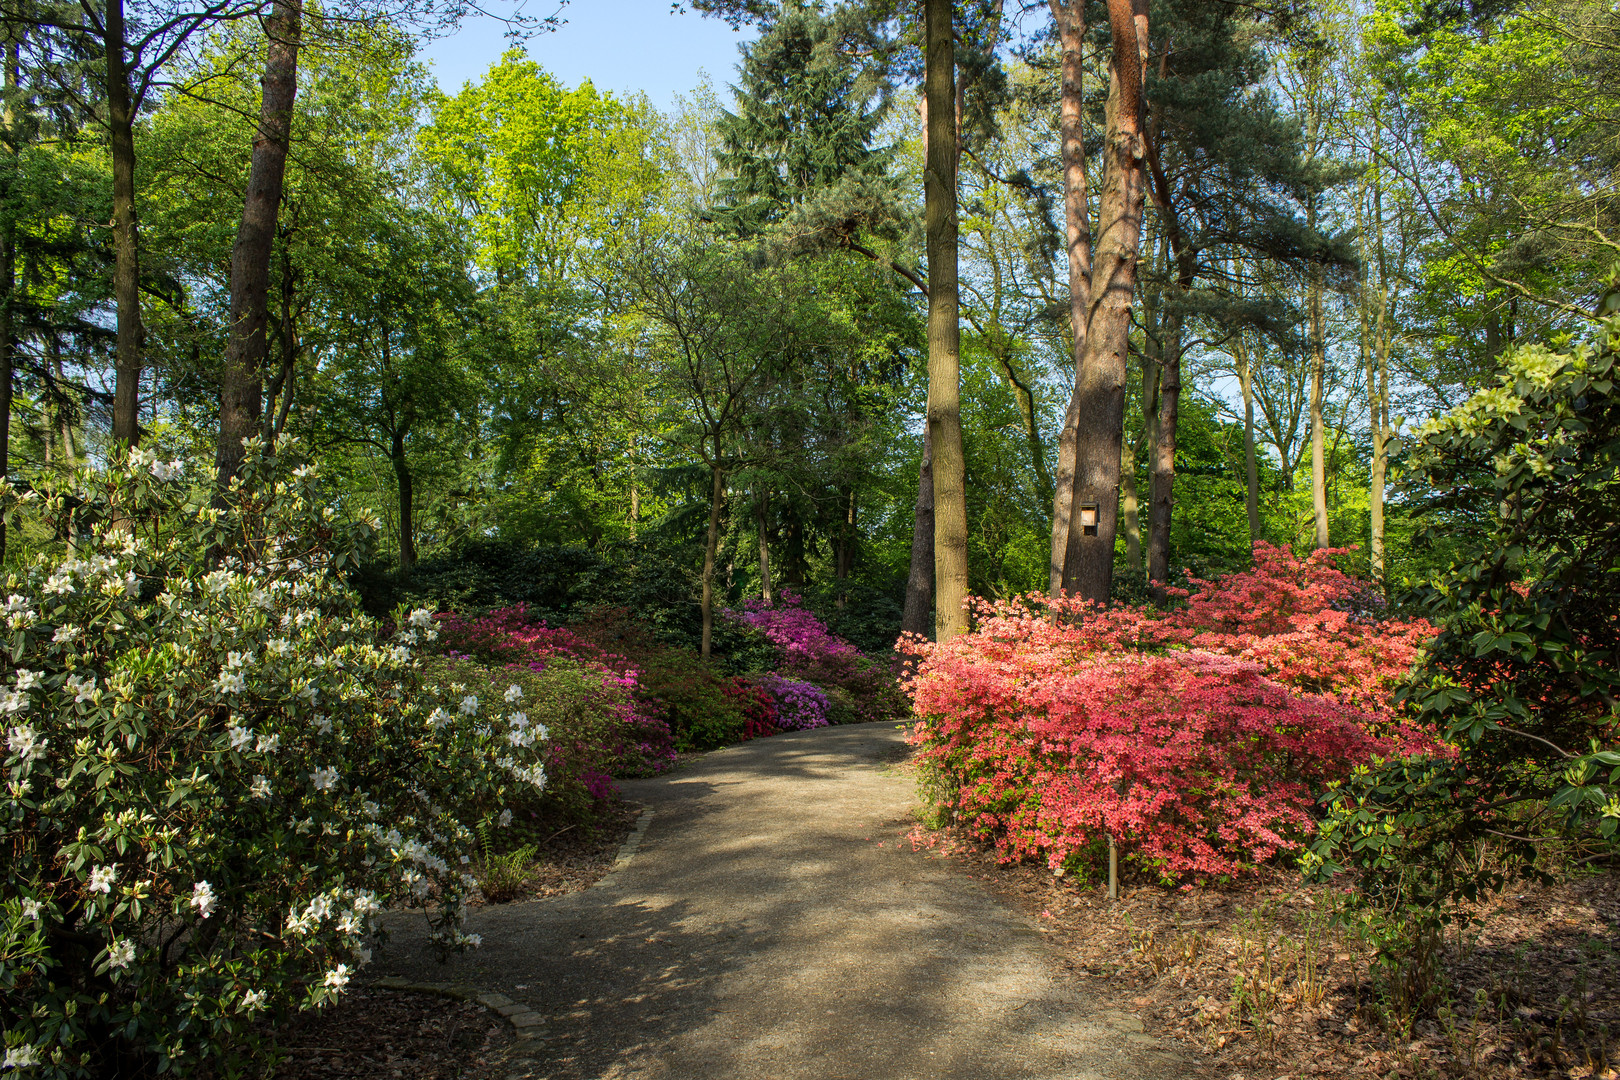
372;723;1194;1080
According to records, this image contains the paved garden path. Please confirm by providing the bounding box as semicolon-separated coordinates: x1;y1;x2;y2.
371;722;1196;1080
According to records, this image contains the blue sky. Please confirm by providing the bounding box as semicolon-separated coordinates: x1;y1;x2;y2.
419;1;758;108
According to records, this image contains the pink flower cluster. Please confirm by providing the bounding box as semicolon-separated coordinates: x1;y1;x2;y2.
902;544;1438;881
734;590;858;664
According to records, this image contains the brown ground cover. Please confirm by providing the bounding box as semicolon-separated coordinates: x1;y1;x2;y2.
922;827;1620;1079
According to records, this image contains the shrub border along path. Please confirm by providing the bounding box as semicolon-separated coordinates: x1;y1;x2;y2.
367;724;1194;1080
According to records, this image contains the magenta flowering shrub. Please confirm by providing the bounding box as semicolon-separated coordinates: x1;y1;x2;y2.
433;605;674;780
729;592;910;726
758;675;830;730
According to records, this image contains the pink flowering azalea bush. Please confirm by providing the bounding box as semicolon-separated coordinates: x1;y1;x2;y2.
903;544;1438;882
758;674;830;730
732;592;910;725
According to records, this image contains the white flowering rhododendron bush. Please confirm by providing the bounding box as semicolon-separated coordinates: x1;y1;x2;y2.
0;441;548;1077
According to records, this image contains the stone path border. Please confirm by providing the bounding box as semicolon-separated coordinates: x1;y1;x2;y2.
592;807;653;889
369;976;549;1041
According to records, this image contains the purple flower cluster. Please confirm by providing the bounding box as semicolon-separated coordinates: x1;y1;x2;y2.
735;590;858;664
759;674;830;731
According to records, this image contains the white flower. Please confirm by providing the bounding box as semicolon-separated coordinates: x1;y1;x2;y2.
66;674;97;702
498;809;513;828
87;865;116;894
427;707;449;731
255;733;280;754
240;988;267;1013
311;766;339;792
463;933;483;948
106;938;135;968
0;690;29;715
315;715;333;735
228;726;254;752
250;775;272;799
13;670;40;691
458;695;479;717
267;637;292;656
504;683;523;703
53;623;82;644
203;569;232;595
6;725;44;762
408;607;435;628
507;711;528;729
216;670;246;695
507;728;534;748
292;463;319;480
191;881;216;919
323;964;351;991
3;1044;41;1068
226;650;254;669
21;898;44;920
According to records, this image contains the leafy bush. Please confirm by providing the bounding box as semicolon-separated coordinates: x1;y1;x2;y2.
730;591;910;725
758;674;829;730
1307;321;1620;948
0;443;544;1077
904;545;1435;881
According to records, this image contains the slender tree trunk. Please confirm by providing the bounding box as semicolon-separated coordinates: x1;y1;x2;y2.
1307;196;1329;549
756;490;772;603
700;453;725;659
217;0;303;485
0;211;11;566
924;0;968;640
1237;341;1261;547
391;428;416;575
105;0;142;447
49;343;75;466
901;423;934;638
997;356;1052;513
1059;0;1148;602
1146;306;1182;599
834;487;855;609
1120;434;1140;572
629;436;640;538
1047;0;1093;597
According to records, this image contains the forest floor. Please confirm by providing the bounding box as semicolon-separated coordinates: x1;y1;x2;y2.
921;820;1620;1080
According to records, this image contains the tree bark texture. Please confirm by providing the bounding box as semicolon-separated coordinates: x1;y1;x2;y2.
1146;306;1182;599
756;491;772;603
1120;434;1140;572
0;203;12;564
391;428;416;574
217;0;302;485
1046;0;1093;597
1054;0;1148;602
105;0;142;447
1237;341;1262;547
1307;195;1329;549
700;458;725;659
901;423;934;638
924;0;968;640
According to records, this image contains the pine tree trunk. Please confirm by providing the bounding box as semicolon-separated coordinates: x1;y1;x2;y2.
105;0;142;448
1046;0;1093;597
901;423;934;638
701;455;725;659
217;0;302;484
1059;0;1148;603
391;428;416;575
924;0;968;640
1146;306;1182;599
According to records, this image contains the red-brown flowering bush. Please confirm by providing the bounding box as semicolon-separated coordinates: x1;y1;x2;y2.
903;544;1437;882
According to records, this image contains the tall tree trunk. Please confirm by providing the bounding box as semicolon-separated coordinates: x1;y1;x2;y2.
1237;338;1261;547
834;487;855;609
217;0;302;484
1120;435;1140;572
1058;0;1148;602
1046;0;1093;597
105;0;142;447
700;453;724;659
391;428;416;575
0;209;11;567
1307;195;1329;549
924;0;968;640
1146;306;1182;599
1364;177;1391;585
901;423;934;638
756;489;772;603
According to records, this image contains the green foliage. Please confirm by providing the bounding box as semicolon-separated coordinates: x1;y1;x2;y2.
1308;315;1620;971
0;442;548;1076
